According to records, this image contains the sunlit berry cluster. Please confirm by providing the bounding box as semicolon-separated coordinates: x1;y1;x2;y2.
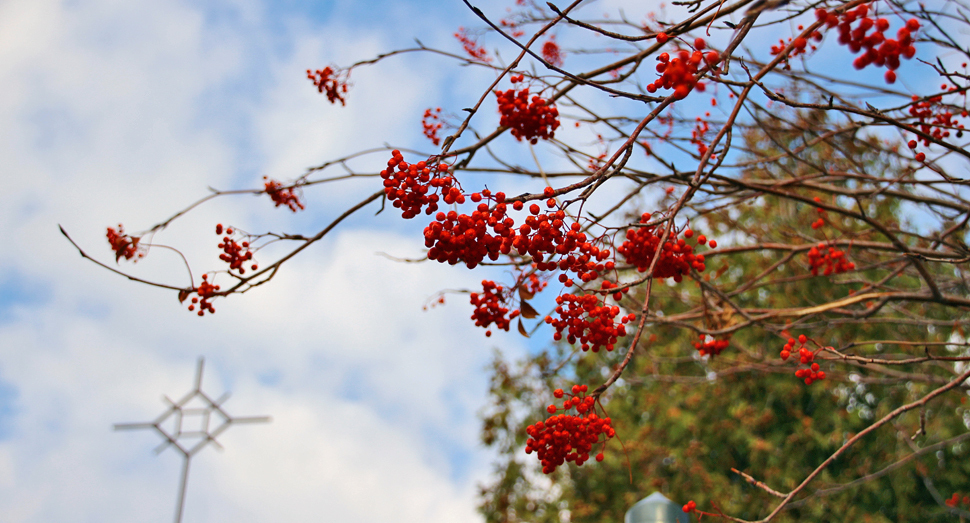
455;27;491;63
187;274;220;316
216;224;257;275
525;384;614;474
807;242;854;276
106;224;145;262
816;5;919;84
470;280;520;337
694;335;730;358
422;107;444;146
263;177;305;212
544;294;635;352
617;214;713;282
306;66;349;105
495;75;560;144
514;203;614;284
425;190;513;269
542;37;563;67
780;335;826;385
647;41;719;99
381;150;457;219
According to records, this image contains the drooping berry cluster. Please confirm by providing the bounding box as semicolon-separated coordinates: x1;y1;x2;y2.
694;335;730;358
455;27;491;63
525;384;615;474
380;150;457;219
470;280;520;337
815;5;920;84
106;224;145;262
187;274;220;316
542;37;564;67
425;190;513;269
306;66;349;105
811;196;826;229
770;26;823;60
496;75;560;144
907;95;966;158
514;202;614;284
263;177;305;212
544;294;635;352
617;214;713;282
647;41;719;99
945;492;970;509
422;107;444;146
807;242;854;276
216;224;257;275
780;335;826;384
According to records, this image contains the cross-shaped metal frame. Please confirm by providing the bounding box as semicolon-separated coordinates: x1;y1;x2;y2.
115;357;271;523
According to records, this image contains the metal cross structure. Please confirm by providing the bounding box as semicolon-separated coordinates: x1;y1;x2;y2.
115;357;271;523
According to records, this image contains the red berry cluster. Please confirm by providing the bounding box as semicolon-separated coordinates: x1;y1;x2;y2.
518;272;548;297
216;224;257;275
455;27;491;63
945;492;970;508
106;224;145;262
306;66;349;105
907;95;966;156
499;18;525;38
514;202;614;284
525;384;615;474
683;500;697;513
647;44;719;99
780;335;826;384
381;150;457;219
691;115;711;157
770;27;823;60
542;37;564;67
694;335;730;358
807;242;854;276
496;75;560;144
617;214;713;282
422;107;444;146
816;5;919;84
263;177;305;212
470;280;520;337
187;274;220;316
544;294;635;352
424;190;513;269
811;196;826;229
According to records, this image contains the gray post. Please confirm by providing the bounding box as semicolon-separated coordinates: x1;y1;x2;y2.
624;492;690;523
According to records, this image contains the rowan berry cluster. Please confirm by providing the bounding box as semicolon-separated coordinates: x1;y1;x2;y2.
187;274;219;316
780;335;826;384
811;196;826;229
470;279;520;337
216;224;257;275
807;242;854;276
945;492;970;508
306;66;349;105
381;150;456;219
542;37;563;67
647;41;719;99
263;177;305;212
495;76;560;144
518;271;548;297
617;214;713;282
683;500;697;513
544;293;635;352
106;224;145;262
424;190;513;269
691;115;711;157
815;5;919;84
694;335;730;358
514;201;614;284
455;27;491;63
770;27;823;60
907;95;966;150
422;107;444;146
525;384;615;474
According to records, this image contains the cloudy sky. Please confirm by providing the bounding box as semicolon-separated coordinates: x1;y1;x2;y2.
0;0;551;521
